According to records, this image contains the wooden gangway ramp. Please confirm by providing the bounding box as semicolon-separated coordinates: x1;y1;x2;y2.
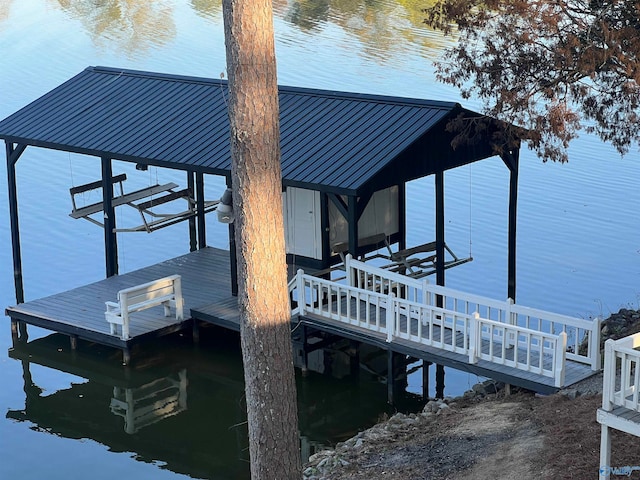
192;256;600;394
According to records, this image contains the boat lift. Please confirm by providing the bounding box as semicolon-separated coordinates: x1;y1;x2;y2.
69;173;219;233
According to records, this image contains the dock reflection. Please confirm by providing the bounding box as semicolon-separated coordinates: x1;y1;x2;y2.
6;326;422;479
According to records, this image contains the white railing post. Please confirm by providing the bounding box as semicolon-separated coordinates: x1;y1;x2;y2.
590;315;602;371
554;331;567;387
505;298;516;348
386;293;395;343
345;254;353;287
602;339;616;411
173;275;184;321
469;312;479;364
119;293;130;340
296;269;306;316
421;278;429;305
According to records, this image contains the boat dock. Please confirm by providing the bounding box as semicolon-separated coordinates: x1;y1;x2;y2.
7;248;598;395
1;67;600;400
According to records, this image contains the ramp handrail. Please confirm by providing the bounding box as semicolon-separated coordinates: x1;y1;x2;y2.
345;255;600;370
602;334;640;413
290;268;569;387
470;313;567;387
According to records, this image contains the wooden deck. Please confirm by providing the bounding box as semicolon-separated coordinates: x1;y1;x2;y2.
5;247;234;353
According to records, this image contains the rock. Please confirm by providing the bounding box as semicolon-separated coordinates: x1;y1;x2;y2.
472;383;489;396
462;389;476;400
424;400;441;413
560;388;579;400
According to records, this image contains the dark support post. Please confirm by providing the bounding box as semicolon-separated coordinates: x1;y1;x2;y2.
101;157;118;277
422;360;431;399
123;347;131;366
504;149;520;302
434;170;447;400
435;364;445;399
7;142;25;304
11;320;19;345
187;172;197;252
320;193;330;267
398;183;407;250
192;319;200;344
350;340;360;378
196;172;206;249
387;349;395;404
7;142;28;343
348;195;358;258
299;325;309;376
435;170;445;287
70;335;78;351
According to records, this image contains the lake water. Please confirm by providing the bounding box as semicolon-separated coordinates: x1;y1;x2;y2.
1;1;639;478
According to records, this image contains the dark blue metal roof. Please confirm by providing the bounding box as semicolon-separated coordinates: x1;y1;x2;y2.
0;66;496;195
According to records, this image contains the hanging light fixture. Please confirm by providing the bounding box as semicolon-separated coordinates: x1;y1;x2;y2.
217;188;234;223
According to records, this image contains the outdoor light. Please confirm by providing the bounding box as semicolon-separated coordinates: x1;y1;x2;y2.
217;188;234;224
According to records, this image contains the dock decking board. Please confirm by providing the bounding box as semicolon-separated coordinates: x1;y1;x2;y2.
6;247;233;349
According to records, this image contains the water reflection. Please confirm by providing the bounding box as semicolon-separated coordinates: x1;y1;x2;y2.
190;0;222;20
7;327;421;478
54;0;177;57
0;1;10;24
274;0;451;59
110;369;188;435
22;0;452;62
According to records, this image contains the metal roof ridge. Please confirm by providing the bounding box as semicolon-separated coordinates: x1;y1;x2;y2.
88;66;460;110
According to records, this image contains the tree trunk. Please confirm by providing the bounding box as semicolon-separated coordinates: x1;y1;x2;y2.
222;1;301;479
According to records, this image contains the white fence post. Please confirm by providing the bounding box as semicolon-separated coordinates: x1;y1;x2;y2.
386;293;395;343
554;331;567;387
469;312;479;364
345;254;353;287
590;315;602;371
601;339;615;411
173;275;184;321
506;298;516;348
296;269;306;316
120;293;131;340
421;278;429;305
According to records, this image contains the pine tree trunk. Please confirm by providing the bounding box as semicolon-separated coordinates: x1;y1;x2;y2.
222;1;301;479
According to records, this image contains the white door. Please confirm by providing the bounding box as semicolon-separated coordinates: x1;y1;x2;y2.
284;187;322;259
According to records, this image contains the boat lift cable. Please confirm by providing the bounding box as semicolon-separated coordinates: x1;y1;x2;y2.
468;164;473;258
68;152;75;188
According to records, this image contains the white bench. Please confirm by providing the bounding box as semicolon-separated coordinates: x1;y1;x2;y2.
105;274;184;340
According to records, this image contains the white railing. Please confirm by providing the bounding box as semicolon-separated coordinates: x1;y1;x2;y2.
346;255;427;303
602;334;640;413
289;267;570;387
470;313;567;387
390;298;473;355
293;270;393;338
598;333;640;480
344;255;600;371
